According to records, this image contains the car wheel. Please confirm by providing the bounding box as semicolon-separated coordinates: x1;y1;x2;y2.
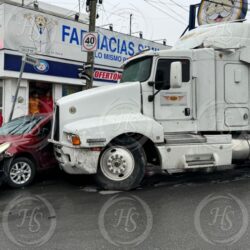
6;157;36;188
95;137;146;190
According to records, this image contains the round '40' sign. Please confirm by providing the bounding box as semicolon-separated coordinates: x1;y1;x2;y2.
82;32;98;52
198;0;248;25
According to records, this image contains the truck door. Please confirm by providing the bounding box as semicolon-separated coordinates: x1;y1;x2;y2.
153;58;193;122
224;64;249;128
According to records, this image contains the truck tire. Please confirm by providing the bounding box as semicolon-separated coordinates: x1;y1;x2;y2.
95;137;146;190
5;157;36;188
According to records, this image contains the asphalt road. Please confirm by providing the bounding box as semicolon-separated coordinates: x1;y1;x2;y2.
1;166;250;250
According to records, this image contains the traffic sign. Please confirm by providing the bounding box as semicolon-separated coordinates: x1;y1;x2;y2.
78;64;91;80
24;55;40;66
82;32;98;52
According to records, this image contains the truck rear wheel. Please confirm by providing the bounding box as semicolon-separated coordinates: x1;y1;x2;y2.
95;138;146;190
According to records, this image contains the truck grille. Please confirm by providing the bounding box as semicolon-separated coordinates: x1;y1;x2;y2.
54;105;60;141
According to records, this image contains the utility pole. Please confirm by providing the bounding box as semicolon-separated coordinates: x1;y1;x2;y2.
129;14;133;35
86;0;98;89
9;54;40;122
9;56;26;122
78;0;81;14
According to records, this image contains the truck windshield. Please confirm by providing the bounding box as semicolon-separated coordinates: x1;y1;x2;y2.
121;56;152;83
0;115;44;136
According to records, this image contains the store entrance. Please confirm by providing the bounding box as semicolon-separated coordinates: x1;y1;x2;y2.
0;83;3;126
29;81;53;115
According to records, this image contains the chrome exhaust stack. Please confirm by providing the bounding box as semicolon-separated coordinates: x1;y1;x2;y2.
232;139;250;161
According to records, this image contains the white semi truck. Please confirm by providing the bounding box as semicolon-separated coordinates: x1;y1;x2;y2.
50;22;250;190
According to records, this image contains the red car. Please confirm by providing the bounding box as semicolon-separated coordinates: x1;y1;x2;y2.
0;113;57;188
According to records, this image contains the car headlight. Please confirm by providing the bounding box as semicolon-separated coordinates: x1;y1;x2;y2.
65;133;81;146
0;142;11;154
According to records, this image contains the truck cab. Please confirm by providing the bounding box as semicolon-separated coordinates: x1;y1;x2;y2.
50;22;250;190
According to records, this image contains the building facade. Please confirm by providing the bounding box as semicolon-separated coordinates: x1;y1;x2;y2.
0;2;168;122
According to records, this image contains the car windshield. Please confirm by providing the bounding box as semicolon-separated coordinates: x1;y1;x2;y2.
0;115;44;136
120;56;152;83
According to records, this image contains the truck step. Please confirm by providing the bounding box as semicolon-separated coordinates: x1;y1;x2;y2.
186;160;215;167
185;154;215;168
164;133;207;144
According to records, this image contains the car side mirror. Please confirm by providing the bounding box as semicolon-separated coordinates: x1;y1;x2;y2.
170;61;182;88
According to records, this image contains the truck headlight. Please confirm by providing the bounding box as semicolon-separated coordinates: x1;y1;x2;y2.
0;142;11;154
66;133;81;146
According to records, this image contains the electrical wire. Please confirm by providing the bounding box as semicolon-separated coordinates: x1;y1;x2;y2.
146;0;188;22
144;0;186;25
158;0;188;21
158;0;189;12
168;0;189;12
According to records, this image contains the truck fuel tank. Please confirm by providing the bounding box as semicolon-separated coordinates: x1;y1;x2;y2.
232;138;250;161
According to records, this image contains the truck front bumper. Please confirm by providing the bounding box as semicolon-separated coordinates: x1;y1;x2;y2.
53;143;101;175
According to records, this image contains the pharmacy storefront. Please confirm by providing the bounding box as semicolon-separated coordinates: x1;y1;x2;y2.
0;3;167;123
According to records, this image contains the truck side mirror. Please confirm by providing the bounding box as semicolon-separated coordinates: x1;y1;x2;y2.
170;61;182;88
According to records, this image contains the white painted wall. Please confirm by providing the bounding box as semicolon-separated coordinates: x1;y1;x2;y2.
4;79;28;122
54;83;62;103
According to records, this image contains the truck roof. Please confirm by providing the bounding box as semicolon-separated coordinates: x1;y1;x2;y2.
123;22;250;67
174;22;250;50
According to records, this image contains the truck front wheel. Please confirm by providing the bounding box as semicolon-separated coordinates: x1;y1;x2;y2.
96;138;146;190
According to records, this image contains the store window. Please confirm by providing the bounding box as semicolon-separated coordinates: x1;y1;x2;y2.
29;81;53;115
62;84;83;97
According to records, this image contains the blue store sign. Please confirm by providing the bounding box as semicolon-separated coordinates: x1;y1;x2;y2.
4;54;121;83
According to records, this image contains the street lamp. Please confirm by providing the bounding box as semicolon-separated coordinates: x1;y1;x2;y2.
33;0;39;9
75;13;80;21
129;14;133;35
154;39;167;46
132;31;143;39
100;23;113;31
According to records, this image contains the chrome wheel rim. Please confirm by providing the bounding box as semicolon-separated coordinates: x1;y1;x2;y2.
10;162;32;185
100;147;135;181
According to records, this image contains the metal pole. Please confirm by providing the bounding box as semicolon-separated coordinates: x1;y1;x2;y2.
78;0;81;14
189;5;196;30
129;14;133;35
86;0;97;89
8;55;26;122
189;4;200;31
181;25;189;37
